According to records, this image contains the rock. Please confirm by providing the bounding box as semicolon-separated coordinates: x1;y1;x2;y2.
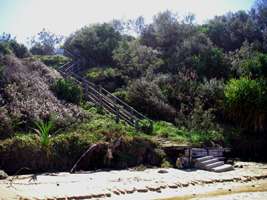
168;184;178;189
158;169;168;174
0;170;8;179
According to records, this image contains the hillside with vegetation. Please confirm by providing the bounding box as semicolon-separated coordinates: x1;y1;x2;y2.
1;0;267;174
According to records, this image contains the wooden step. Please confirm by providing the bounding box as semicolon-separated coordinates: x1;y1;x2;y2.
199;158;219;165
195;156;214;162
204;161;224;170
212;164;234;172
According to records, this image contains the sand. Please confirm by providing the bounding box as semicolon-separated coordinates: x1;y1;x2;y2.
0;161;267;200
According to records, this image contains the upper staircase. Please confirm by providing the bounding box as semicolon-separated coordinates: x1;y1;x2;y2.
57;50;152;130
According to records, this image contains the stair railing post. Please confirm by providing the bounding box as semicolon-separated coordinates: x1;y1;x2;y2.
83;80;88;100
115;104;120;123
135;119;139;130
99;86;103;109
130;107;135;125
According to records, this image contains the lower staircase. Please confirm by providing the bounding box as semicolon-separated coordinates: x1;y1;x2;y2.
194;156;234;172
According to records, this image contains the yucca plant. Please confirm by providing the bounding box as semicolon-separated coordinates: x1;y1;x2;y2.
33;119;54;146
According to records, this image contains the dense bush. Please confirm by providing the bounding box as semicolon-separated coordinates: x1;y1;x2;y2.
0;42;11;56
52;79;83;105
153;121;223;145
175;98;222;135
198;79;225;115
0;40;29;58
127;79;176;122
113;40;163;80
240;52;267;78
224;77;267;132
64;23;121;66
8;40;30;58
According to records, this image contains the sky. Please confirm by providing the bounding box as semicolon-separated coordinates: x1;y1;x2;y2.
0;0;255;44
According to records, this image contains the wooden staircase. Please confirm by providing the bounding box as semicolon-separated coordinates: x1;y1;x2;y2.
57;51;152;130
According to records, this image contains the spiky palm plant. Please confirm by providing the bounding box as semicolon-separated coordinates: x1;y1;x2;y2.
33;119;53;146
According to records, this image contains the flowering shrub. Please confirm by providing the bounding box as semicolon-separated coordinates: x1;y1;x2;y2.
0;55;87;137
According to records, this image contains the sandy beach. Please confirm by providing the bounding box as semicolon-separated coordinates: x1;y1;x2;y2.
0;161;267;200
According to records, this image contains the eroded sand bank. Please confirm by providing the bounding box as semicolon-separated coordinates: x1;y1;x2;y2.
0;162;267;200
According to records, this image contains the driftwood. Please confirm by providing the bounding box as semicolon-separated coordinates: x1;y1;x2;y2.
70;138;125;173
70;144;98;173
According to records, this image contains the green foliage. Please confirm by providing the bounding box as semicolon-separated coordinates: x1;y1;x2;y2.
64;23;121;66
153;121;223;145
0;38;29;58
176;98;223;135
87;67;116;79
112;89;128;102
86;67;124;92
240;53;267;78
0;64;5;80
52;79;83;104
161;159;173;168
8;40;30;58
224;77;267;132
33;119;54;146
198;78;225;111
127;79;176;122
113;40;163;79
205;11;261;51
0;42;11;55
195;47;230;79
137;119;153;134
34;55;70;68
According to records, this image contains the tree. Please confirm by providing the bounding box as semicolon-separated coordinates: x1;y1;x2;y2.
127;78;176;122
252;0;267;51
140;11;198;70
205;11;262;51
224;77;267;133
113;40;163;80
0;33;29;58
64;23;121;66
30;29;63;55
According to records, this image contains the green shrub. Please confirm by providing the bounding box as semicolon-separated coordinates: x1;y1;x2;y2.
127;79;176;122
240;53;267;78
86;67;124;92
35;55;70;68
224;77;267;132
8;40;30;58
52;79;83;104
0;40;29;58
112;89;128;102
138;119;153;134
0;64;4;80
0;42;11;55
153;120;223;145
